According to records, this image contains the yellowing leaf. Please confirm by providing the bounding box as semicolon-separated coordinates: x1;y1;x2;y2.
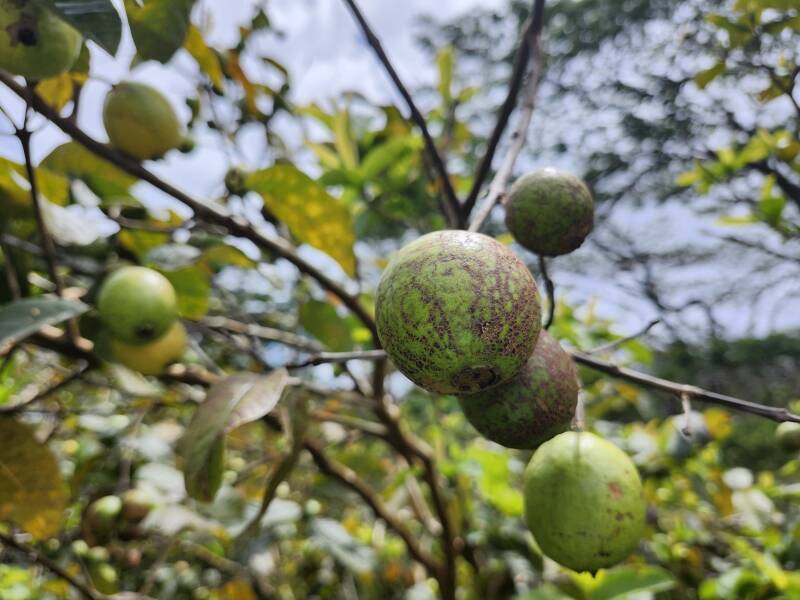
246;165;357;276
185;25;224;90
211;579;257;600
35;74;75;111
0;417;67;539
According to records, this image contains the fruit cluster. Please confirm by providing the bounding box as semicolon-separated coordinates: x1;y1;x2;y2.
97;266;187;375
376;169;645;573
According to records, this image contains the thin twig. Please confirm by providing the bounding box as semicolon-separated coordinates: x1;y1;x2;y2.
585;319;661;354
286;349;388;370
467;28;545;231
0;237;21;299
339;0;461;228
538;255;555;329
0;531;105;600
464;0;546;221
0;73;378;340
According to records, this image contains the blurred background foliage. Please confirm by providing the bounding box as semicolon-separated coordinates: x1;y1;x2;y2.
0;0;798;598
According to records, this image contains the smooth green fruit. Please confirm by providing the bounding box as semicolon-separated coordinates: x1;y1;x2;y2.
376;230;541;395
524;432;645;572
0;0;81;80
459;331;578;449
85;495;122;536
776;422;800;452
97;266;178;344
505;168;594;256
88;562;119;595
103;82;183;160
120;488;155;523
111;321;187;375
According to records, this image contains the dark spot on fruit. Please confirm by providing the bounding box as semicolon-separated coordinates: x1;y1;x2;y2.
17;27;36;46
134;324;157;341
615;512;624;521
608;482;623;499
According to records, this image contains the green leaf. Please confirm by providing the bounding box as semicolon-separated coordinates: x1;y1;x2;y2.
201;244;257;272
299;300;354;352
694;61;726;89
0;157;70;218
179;370;290;502
589;566;675;600
245;165;357;277
0;297;88;348
437;46;454;103
184;25;224;90
38;0;122;55
360;136;421;181
160;265;210;320
0;417;67;539
124;0;196;63
333;110;358;170
41;141;136;202
460;446;523;516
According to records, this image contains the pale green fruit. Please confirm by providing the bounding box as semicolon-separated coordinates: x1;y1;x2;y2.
111;321;187;375
103;82;183;160
97;266;178;344
776;422;800;452
524;431;645;572
0;0;82;80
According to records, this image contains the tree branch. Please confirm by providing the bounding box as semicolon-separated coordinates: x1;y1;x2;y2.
339;0;462;228
285;349;388;370
538;255;555;329
0;72;377;341
201;316;323;352
463;0;546;221
585;319;661;354
0;531;105;600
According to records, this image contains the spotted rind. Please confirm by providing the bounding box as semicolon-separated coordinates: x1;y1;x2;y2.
505;168;594;257
458;330;578;449
376;230;542;395
523;431;645;572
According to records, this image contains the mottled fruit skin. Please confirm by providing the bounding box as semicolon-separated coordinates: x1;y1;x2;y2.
459;331;578;449
376;230;542;395
776;422;800;452
524;432;645;572
111;321;187;375
505;168;594;256
103;82;183;160
97;266;178;344
0;0;81;79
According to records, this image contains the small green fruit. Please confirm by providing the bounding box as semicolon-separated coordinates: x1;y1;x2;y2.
505;168;594;256
103;82;183;160
0;0;82;80
97;266;178;344
111;321;187;375
85;495;122;537
120;488;155;523
776;422;800;452
88;562;119;595
376;230;542;395
459;331;578;449
524;431;645;572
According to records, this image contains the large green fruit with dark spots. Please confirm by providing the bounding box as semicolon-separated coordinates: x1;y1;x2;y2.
524;432;645;572
0;0;82;80
505;168;594;256
97;266;178;344
103;82;183;160
459;331;578;449
376;230;542;395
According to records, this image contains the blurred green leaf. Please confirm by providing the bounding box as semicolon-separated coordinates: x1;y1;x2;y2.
694;61;726;89
41;141;136;202
299;300;353;352
38;0;122;55
437;46;454;102
0;297;88;348
588;566;675;599
184;25;224;89
124;0;196;63
160;265;210;320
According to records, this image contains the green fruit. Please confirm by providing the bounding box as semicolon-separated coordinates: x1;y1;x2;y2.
0;0;81;80
376;230;541;395
85;495;122;536
88;562;119;595
523;432;645;572
103;82;183;160
459;331;578;449
111;321;187;375
120;488;155;523
776;422;800;452
505;168;594;256
97;266;178;344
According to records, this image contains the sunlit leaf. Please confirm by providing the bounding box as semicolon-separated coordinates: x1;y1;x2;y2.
184;25;224;90
588;566;675;599
41;142;136;202
299;300;354;352
35;73;75;111
437;46;454;103
246;165;357;276
0;417;67;539
160;265;211;320
694;61;726;89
